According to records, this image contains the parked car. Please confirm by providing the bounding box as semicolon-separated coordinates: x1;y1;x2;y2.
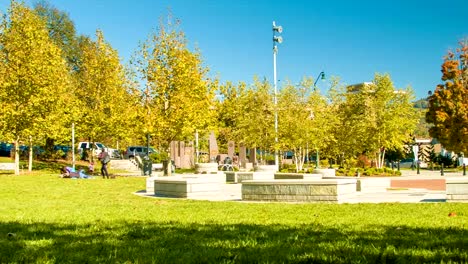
123;146;156;159
0;142;13;157
78;142;118;159
399;158;428;169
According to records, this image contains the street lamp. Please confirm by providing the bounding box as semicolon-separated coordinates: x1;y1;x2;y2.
312;71;325;168
313;71;326;90
273;21;283;171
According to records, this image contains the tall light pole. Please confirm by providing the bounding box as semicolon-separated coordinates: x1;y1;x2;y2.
72;122;75;170
312;71;325;168
273;21;283;171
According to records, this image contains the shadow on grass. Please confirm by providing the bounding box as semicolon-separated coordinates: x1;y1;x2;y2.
1;221;467;263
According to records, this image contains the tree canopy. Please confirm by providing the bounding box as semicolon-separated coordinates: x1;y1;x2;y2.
0;1;71;174
132;15;215;174
337;74;418;167
427;40;468;154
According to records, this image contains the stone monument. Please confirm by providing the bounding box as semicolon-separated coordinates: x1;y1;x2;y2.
208;131;218;162
228;141;235;158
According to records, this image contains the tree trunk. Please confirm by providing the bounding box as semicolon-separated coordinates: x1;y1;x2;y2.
380;148;386;169
298;147;305;172
166;159;172;176
164;147;172;176
28;136;33;172
376;148;386;169
294;155;299;173
316;149;320;169
45;137;55;159
14;138;20;175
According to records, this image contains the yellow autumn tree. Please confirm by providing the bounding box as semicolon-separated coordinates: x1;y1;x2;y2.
277;77;336;171
74;30;137;155
339;74;418;168
0;1;70;174
132;15;215;175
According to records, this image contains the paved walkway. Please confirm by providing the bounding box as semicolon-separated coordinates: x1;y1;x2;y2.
136;169;467;203
391;169;467;190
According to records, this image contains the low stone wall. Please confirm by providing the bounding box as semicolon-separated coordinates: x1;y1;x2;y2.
154;175;224;198
446;178;468;202
242;179;357;203
313;168;336;177
146;176;159;195
225;172;254;183
274;173;322;180
323;176;391;193
254;165;278;173
225;171;274;183
0;163;15;170
195;163;219;174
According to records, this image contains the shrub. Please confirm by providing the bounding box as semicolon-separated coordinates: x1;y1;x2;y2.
356;154;371;168
280;164;297;173
335;167;401;177
320;159;329;168
150;152;168;163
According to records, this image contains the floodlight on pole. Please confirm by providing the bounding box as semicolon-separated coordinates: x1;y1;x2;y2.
273;23;283;33
273;21;283;171
273;36;283;44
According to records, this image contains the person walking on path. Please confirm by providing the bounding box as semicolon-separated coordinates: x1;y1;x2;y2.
98;148;110;179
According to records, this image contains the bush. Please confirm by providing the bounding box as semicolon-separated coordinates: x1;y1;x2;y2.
356;154;371;168
279;164;297;173
320;159;329;168
335;167;401;177
436;154;456;167
150;152;168;163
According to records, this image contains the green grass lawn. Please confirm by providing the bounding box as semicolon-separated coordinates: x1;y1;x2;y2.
0;156;13;163
1;174;467;263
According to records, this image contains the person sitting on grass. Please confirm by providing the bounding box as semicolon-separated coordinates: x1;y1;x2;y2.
60;166;79;178
60;166;91;179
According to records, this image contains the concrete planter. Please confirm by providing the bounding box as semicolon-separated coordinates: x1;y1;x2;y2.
225;171;274;183
446;178;468;202
274;173;322;180
254;164;278;173
313;168;336;177
242;179;357;202
146;176;159;195
225;171;254;183
195;163;218;174
154;174;224;198
323;176;391;193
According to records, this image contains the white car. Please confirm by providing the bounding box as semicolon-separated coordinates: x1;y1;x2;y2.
78;142;119;159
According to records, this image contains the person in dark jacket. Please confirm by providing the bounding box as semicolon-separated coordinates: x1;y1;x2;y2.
98;148;110;179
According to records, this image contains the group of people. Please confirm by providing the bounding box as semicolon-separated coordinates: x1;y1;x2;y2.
61;148;112;179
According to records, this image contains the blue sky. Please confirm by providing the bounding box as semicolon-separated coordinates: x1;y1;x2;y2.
2;0;467;99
